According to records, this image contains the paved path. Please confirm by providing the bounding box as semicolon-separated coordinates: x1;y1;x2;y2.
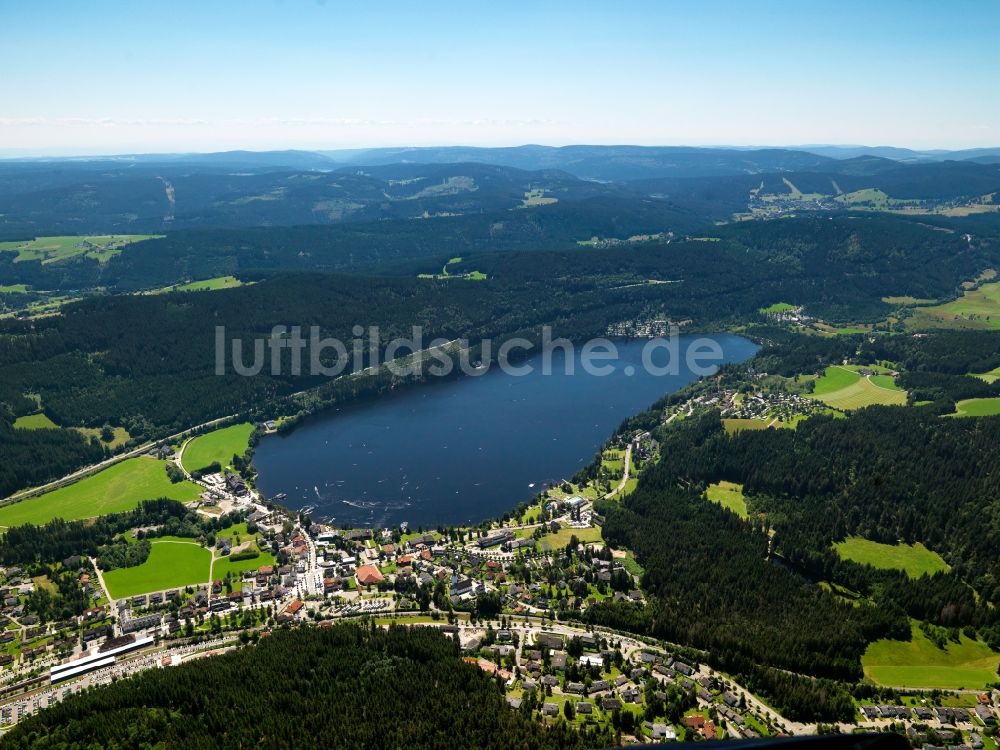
604;443;633;499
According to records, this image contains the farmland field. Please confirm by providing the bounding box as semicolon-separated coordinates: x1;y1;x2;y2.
0;235;158;264
906;281;1000;330
811;366;906;410
705;481;748;519
0;456;201;528
12;413;58;430
833;537;949;579
949;397;1000;417
863;622;1000;689
181;422;255;474
103;540;212;598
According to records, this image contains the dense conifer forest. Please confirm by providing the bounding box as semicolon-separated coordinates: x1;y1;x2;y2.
0;624;613;749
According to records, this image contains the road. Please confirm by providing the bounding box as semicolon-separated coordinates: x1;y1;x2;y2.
0;413;238;505
604;443;633;499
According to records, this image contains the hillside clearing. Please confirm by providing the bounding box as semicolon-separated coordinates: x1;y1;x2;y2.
181;422;255;474
0;457;201;528
863;622;1000;689
705;481;748;519
833;537;949;579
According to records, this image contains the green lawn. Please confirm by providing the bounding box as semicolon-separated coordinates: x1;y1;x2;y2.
950;397;1000;417
12;413;59;430
811;366;907;410
0;235;157;264
0;456;201;528
181;422;254;474
863;622;1000;689
833;537;949;579
0;284;28;293
705;481;748;519
103;540;212;598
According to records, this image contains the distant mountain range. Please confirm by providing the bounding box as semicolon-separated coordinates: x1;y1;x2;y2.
0;145;998;236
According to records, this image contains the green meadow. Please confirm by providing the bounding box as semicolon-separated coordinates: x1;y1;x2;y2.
12;413;59;430
181;422;255;474
907;280;1000;330
833;537;949;579
0;456;201;528
705;481;748;519
759;302;796;314
722;418;772;434
103;540;212;598
174;275;243;292
811;366;906;410
0;235;157;264
863;622;1000;689
949;397;1000;417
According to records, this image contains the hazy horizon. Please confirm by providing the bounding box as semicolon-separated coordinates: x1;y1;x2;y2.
1;142;999;161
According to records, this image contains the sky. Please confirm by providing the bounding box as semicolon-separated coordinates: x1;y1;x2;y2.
1;0;998;155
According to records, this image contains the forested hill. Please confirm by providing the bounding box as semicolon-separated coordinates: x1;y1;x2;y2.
0;623;613;749
588;404;1000;720
0;198;700;293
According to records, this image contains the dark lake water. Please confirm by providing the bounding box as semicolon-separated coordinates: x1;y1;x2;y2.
253;334;757;529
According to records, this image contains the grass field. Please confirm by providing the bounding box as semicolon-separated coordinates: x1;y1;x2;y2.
722;418;773;434
0;284;28;293
833;537;949;579
74;425;131;449
0;456;201;528
759;302;796;314
863;622;1000;689
949;397;1000;417
174;276;243;292
539;526;602;550
12;413;58;430
973;366;1000;383
811;366;907;410
181;423;254;474
103;540;212;598
0;235;158;264
907;281;1000;330
705;481;748;519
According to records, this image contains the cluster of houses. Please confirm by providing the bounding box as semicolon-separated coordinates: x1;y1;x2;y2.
859;701;996;727
478;629;766;743
0;564;112;671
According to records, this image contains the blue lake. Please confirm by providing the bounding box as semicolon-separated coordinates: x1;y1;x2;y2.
253;334;757;528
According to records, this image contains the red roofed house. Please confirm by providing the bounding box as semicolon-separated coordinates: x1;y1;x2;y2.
356;564;385;588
